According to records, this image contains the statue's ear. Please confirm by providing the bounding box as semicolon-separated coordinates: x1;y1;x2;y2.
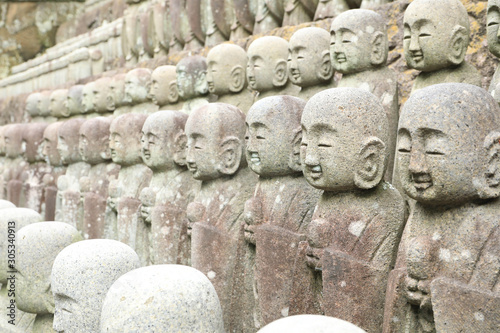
477;131;500;199
173;132;187;166
448;25;468;66
370;31;387;66
218;136;242;175
272;60;288;88
317;50;334;82
168;81;179;103
288;128;303;173
229;65;245;93
354;137;386;189
195;71;209;95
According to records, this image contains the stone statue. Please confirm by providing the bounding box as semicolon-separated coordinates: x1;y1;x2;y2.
203;0;234;47
51;239;140;332
3;124;27;206
100;265;225;332
64;85;84;118
56;119;90;229
141;111;199;265
92;77;114;115
25;92;44;123
186;103;258;331
16;222;82;333
258;314;366;333
290;88;405;332
288;27;336;101
283;0;318;26
124;68;159;115
170;0;188;52
0;200;14;209
107;73;131;116
41;122;66;221
150;65;182;111
0;208;41;332
488;0;500;97
230;0;256;41
108;114;152;263
176;55;210;113
79;117;120;240
314;0;352;20
38;91;54;119
239;96;321;329
404;0;481;94
149;0;172;58
81;81;96;116
253;0;284;34
184;0;206;50
247;37;300;101
49;89;69;118
331;9;398;182
383;83;500;333
207;43;256;113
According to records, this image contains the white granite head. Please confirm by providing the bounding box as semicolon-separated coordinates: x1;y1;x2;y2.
100;265;224;332
257;314;366;333
51;239;140;333
0;200;15;209
16;222;82;315
0;208;42;284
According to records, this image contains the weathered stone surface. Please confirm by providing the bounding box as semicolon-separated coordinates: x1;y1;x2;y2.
123;67;158;114
100;265;225;332
257;314;366;332
176;55;210;113
150;65;182;110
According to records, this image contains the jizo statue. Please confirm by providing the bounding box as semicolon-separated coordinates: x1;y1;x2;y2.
107;73;131;116
3;124;27;206
123;68;159;115
49;89;69;118
150;65;182;111
229;0;256;41
64;85;85;118
290;88;405;332
81;82;96;116
176;56;210;113
383;83;500;333
283;0;318;27
93;77;114;114
253;0;284;34
403;0;481;94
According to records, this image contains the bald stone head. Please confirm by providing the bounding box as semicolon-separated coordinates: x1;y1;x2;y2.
50;89;69;118
207;44;248;95
124;68;152;105
404;0;470;72
57;119;85;165
25;92;41;117
42;122;64;166
258;315;366;333
488;0;500;58
289;27;334;88
51;239;140;333
65;85;84;117
301;88;388;192
100;265;225;332
0;208;42;284
82;82;96;114
110;113;148;166
107;73;127;111
151;65;180;106
330;9;388;74
141;111;188;171
0;200;15;209
186;103;247;181
16;222;82;315
22;123;49;163
4;124;24;159
93;77;113;113
398;83;500;206
38;91;52;117
247;37;290;93
79;117;112;165
176;56;209;100
246;95;306;177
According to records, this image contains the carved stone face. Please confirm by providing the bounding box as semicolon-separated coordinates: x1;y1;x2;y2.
488;0;500;58
25;93;41;117
93;78;112;113
42;122;63;166
4;124;24;159
288;28;332;88
206;44;247;95
151;66;179;106
107;74;127;111
139;187;156;223
176;57;209;100
50;89;69;118
82;82;95;114
57;119;84;165
403;0;469;72
79;118;111;165
110;114;147;166
65;85;84;117
124;69;152;105
246;96;304;177
22;123;48;163
247;37;289;92
38;92;52;117
397;83;497;206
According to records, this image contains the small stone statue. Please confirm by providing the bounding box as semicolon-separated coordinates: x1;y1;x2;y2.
64;85;85;118
488;0;500;97
3;124;27;206
283;0;318;27
150;65;182;111
25;92;45;123
108;114;152;263
100;265;225;332
383;83;500;333
258;314;366;333
81;81;96;116
207;44;256;113
290;88;405;332
79;117;120;239
247;37;300;101
186;103;257;330
176;56;210;113
288;27;336;101
92;77;114;115
240;96;321;329
203;0;233;47
38;91;55;120
331;9;398;182
51;239;140;332
16;222;82;333
404;0;481;94
124;68;159;114
49;89;69;118
253;0;284;34
230;0;256;41
107;73;131;116
141;111;199;265
314;0;352;20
